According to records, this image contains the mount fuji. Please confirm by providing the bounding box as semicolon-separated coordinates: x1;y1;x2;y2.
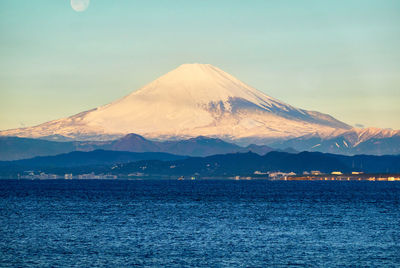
0;63;351;142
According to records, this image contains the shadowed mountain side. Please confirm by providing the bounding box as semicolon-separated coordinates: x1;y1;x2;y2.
0;136;76;161
0;134;275;161
116;135;275;156
0;150;186;168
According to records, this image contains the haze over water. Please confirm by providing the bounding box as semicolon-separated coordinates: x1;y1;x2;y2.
1;180;399;267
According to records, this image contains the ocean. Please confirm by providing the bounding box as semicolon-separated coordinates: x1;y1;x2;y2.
1;179;399;267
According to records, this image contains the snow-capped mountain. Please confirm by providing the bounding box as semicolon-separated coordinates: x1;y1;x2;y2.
270;127;400;155
1;63;351;141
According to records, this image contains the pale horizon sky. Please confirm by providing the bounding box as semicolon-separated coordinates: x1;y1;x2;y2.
1;0;399;130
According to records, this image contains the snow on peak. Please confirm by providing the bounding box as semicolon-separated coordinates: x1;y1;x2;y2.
127;63;280;109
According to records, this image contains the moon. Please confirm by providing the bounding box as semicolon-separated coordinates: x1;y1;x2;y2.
70;0;90;12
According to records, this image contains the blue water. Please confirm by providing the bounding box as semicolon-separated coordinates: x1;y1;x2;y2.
0;180;399;267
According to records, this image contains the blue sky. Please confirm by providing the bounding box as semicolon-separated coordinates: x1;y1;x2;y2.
1;0;399;130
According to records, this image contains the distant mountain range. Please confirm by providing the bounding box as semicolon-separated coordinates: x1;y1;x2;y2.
1;150;399;177
2;127;399;162
270;128;400;155
0;134;275;161
0;150;185;168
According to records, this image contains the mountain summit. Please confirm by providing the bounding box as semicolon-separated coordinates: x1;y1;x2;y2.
0;63;351;141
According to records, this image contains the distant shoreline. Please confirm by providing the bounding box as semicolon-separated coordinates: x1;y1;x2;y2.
2;174;400;182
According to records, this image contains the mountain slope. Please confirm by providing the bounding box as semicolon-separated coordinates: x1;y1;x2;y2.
0;136;77;161
0;64;350;141
270;128;400;155
0;134;275;161
0;150;186;168
104;134;273;156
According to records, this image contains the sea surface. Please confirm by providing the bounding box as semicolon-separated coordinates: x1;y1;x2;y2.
0;179;399;267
